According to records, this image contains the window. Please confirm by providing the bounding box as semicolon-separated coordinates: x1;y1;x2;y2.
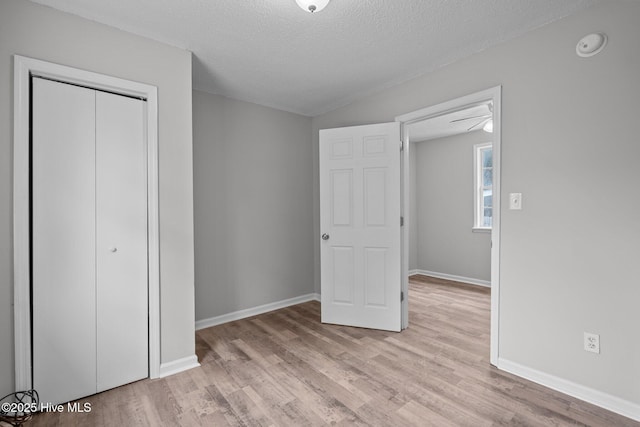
474;142;492;230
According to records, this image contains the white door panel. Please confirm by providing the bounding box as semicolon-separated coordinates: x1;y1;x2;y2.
96;92;148;392
32;78;97;404
320;122;401;332
32;78;148;405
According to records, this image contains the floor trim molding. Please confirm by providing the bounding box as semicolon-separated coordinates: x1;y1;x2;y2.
498;358;640;422
409;269;490;288
195;293;320;331
159;355;200;378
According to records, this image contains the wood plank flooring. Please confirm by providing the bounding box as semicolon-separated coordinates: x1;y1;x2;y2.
28;275;638;426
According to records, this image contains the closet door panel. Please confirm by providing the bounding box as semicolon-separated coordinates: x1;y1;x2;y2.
95;91;148;391
32;78;97;405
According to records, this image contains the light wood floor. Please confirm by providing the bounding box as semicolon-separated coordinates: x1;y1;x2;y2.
28;275;638;426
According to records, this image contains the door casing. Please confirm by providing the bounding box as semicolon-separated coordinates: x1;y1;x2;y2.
13;55;161;389
395;86;502;366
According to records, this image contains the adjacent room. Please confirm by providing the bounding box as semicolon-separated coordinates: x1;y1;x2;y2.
405;98;495;361
1;0;639;425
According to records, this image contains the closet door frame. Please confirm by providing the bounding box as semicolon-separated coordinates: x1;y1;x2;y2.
13;55;161;390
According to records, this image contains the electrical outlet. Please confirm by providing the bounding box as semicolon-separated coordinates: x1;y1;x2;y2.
584;332;600;354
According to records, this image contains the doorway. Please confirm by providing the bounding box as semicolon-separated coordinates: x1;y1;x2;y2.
396;86;502;365
13;55;161;391
31;76;149;404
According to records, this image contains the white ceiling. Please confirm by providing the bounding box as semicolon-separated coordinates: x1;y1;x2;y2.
30;0;596;116
407;103;492;143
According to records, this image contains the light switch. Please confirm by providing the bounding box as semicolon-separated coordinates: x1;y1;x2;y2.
509;193;522;210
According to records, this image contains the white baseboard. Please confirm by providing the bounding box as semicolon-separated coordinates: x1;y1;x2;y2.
498;358;640;422
195;293;320;331
409;269;490;288
159;355;200;378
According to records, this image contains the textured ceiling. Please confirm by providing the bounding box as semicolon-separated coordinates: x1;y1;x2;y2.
30;0;597;116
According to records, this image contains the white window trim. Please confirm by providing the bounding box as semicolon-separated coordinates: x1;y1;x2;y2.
472;227;492;233
474;142;493;231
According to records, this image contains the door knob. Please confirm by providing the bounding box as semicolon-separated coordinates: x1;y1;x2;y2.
322;233;330;241
109;247;118;253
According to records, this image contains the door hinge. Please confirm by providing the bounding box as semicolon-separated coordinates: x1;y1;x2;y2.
400;140;404;151
400;216;404;227
401;291;404;302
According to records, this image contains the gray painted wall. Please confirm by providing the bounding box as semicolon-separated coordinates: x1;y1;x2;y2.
0;0;196;395
193;91;314;321
313;1;640;406
411;132;491;281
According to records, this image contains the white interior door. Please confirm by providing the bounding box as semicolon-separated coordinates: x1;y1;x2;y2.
32;78;148;405
96;91;148;391
32;78;97;405
320;122;402;332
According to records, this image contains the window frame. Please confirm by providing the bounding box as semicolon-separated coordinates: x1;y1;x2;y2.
473;142;493;232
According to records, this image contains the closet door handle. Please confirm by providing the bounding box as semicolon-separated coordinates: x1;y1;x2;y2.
109;247;118;253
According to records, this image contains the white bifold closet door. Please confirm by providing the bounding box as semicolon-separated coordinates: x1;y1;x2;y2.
32;77;148;405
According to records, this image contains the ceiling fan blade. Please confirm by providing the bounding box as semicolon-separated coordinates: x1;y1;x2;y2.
450;114;491;123
467;117;490;132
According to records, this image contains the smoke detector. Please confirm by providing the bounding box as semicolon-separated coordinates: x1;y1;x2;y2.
576;33;607;58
